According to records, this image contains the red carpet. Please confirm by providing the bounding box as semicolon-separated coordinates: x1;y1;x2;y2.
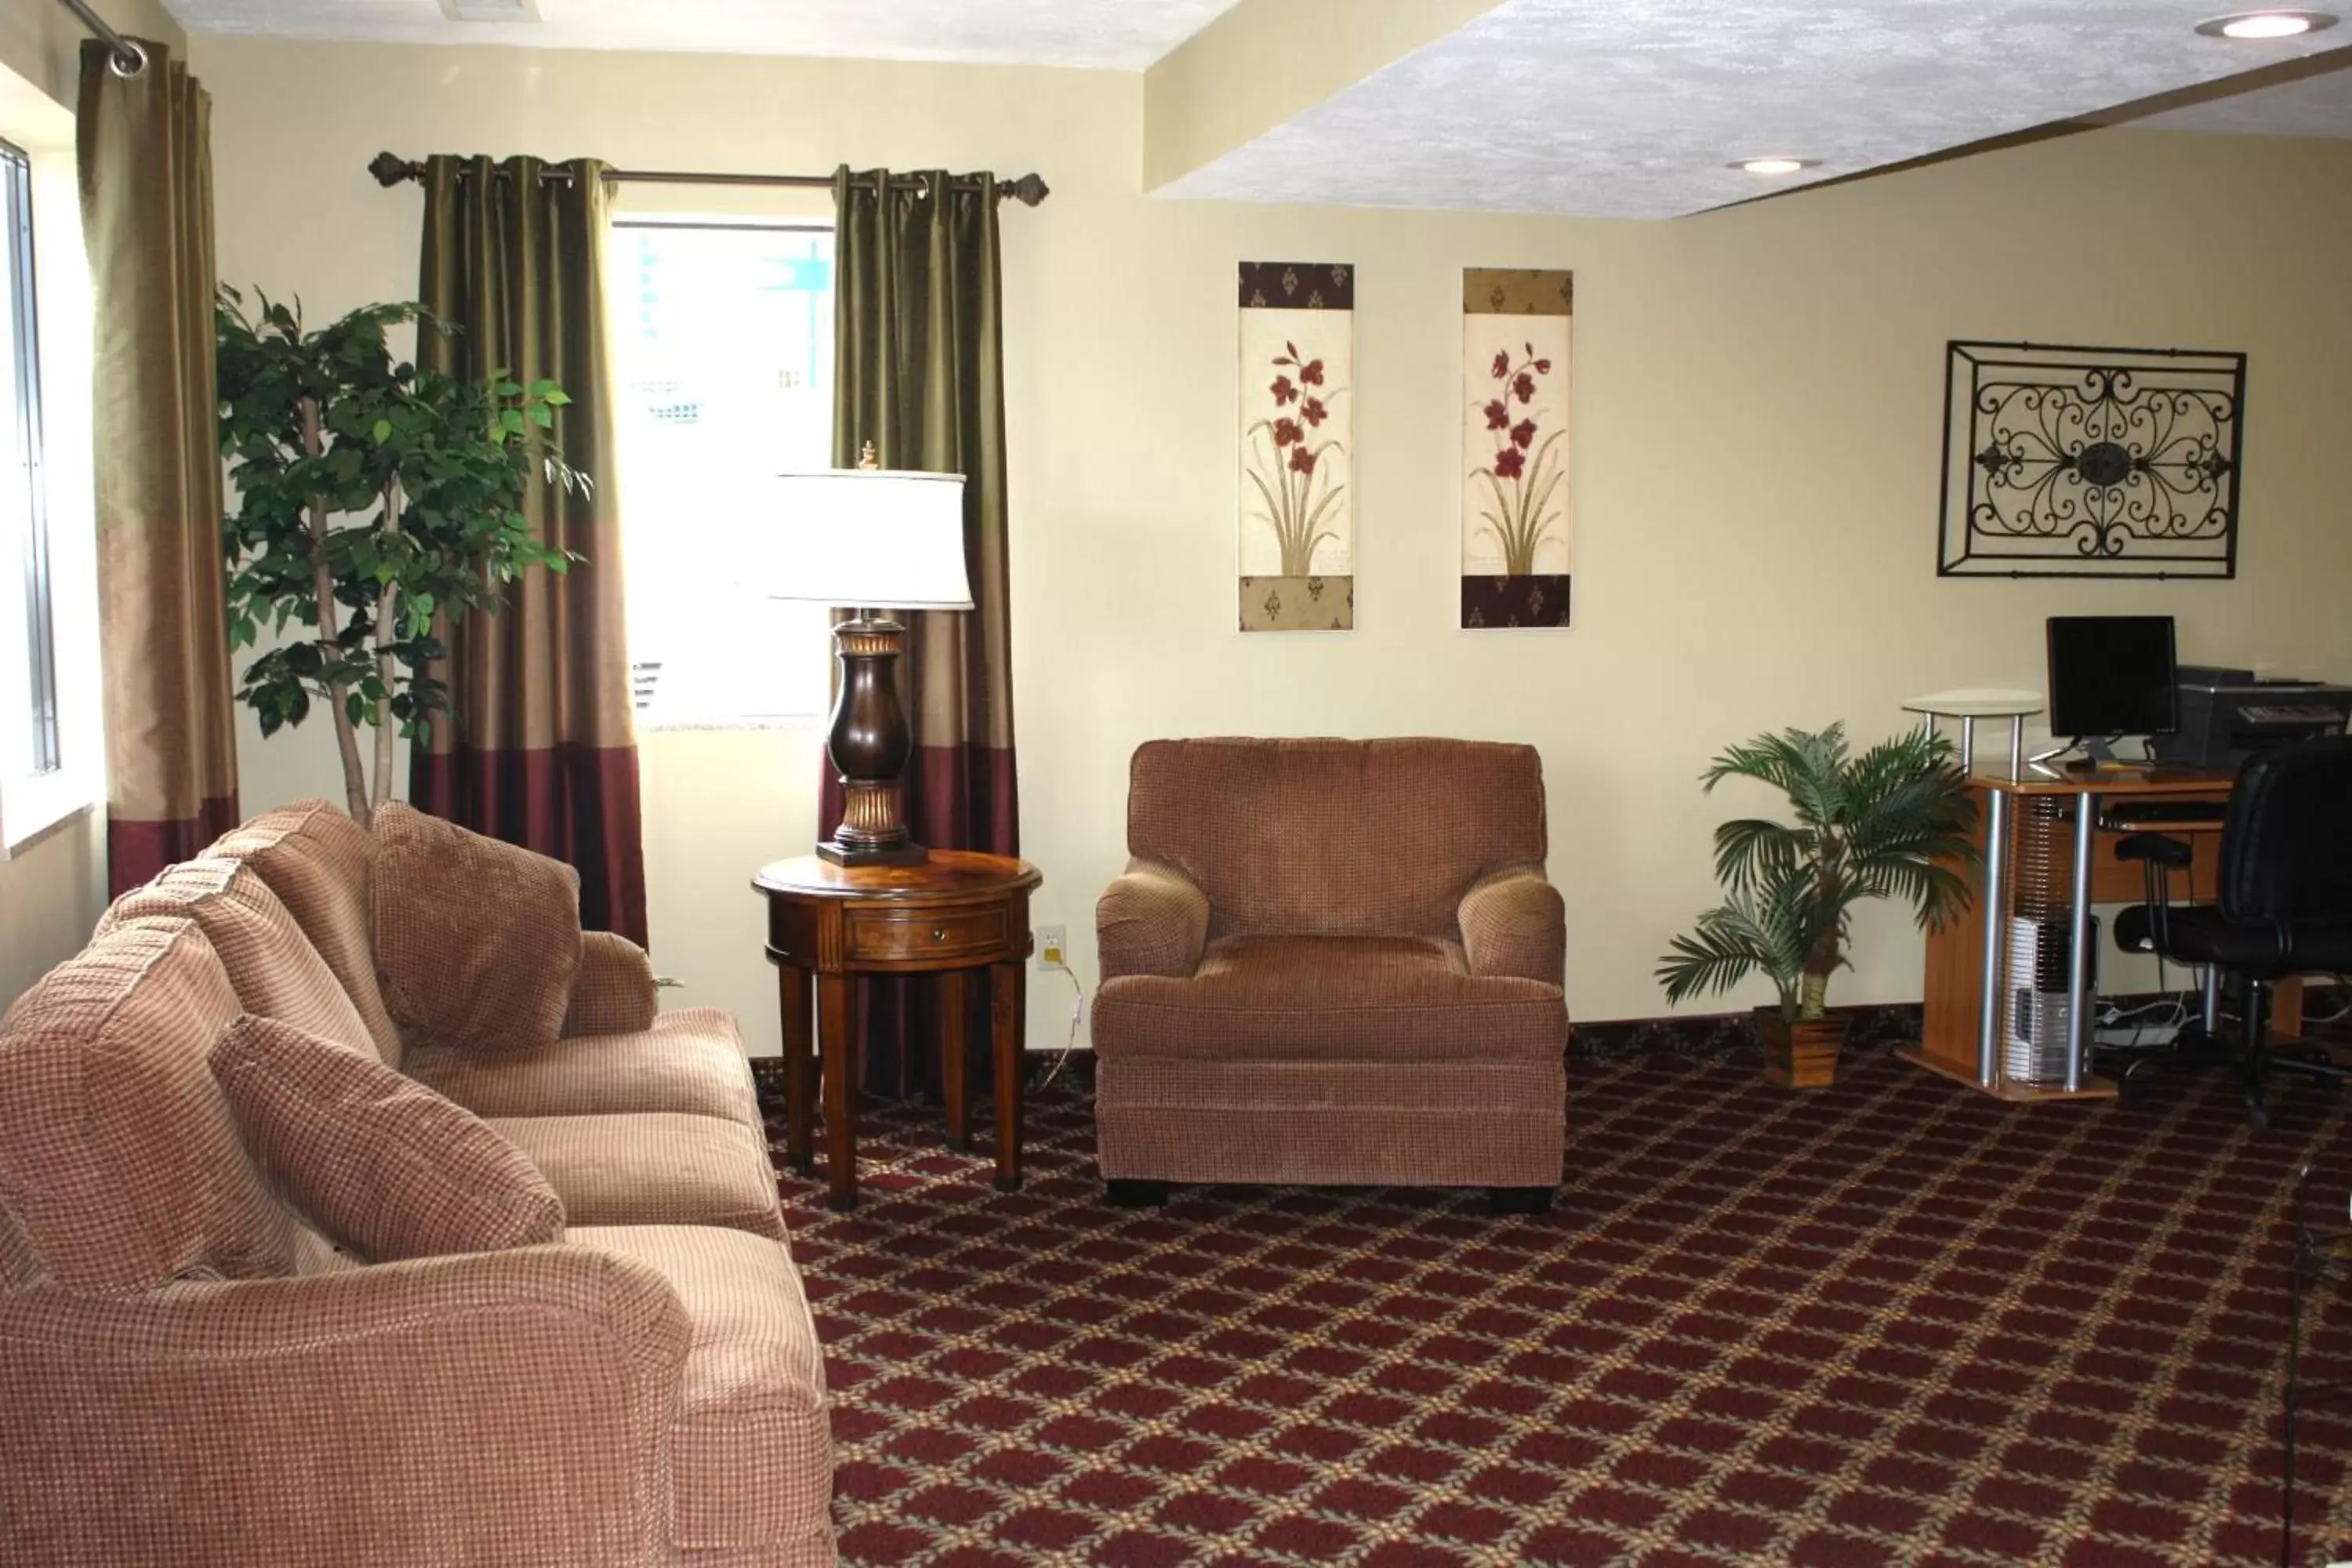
765;1047;2352;1565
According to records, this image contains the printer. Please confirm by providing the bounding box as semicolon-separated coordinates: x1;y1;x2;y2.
2151;665;2352;768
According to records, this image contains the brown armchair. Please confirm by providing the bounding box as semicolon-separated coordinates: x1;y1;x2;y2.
1092;739;1569;1210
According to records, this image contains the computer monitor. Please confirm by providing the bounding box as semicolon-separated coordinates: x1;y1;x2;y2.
2046;615;2179;753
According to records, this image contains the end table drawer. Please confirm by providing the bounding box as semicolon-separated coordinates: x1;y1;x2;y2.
846;906;1008;963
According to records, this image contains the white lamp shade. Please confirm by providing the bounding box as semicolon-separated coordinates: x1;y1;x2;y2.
764;468;974;610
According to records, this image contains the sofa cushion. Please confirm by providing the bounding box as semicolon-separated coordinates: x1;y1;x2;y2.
0;919;296;1294
568;1224;832;1555
1091;934;1566;1064
210;1014;565;1262
206;800;404;1065
1125;738;1550;940
487;1112;785;1240
372;800;582;1054
100;857;378;1064
406;1007;760;1127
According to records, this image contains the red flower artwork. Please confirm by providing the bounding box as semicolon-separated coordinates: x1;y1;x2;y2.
1248;336;1349;576
1468;339;1566;577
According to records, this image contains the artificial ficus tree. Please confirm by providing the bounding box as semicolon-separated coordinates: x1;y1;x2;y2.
216;286;589;825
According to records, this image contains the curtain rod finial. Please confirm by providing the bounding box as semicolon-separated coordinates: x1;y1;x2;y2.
1005;172;1050;207
368;151;423;188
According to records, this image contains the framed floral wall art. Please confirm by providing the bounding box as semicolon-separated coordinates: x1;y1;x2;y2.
1238;261;1353;632
1461;268;1573;629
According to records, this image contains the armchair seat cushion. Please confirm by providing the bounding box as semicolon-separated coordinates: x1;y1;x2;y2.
1093;934;1566;1065
488;1112;785;1240
406;1008;760;1128
568;1224;833;1560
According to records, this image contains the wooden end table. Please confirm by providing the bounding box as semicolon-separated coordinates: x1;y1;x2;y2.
753;851;1041;1211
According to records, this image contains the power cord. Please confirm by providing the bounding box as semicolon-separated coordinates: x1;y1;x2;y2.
1033;964;1085;1092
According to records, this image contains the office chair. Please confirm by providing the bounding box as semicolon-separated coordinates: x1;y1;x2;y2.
2096;735;2352;1128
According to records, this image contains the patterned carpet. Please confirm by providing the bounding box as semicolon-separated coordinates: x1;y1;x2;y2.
763;1046;2352;1566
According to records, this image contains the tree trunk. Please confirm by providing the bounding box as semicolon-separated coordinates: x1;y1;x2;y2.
302;396;370;826
1798;971;1830;1020
370;477;402;812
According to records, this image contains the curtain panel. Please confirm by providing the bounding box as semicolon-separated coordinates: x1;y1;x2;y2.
825;165;1020;1100
406;154;648;944
77;40;238;891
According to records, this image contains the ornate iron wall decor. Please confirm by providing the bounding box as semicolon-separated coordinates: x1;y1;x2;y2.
1937;341;2245;579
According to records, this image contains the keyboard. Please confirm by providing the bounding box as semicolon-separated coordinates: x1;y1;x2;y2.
2103;800;2227;826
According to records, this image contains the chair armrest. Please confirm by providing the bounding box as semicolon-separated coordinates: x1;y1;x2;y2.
0;1246;690;1566
1458;869;1566;988
2114;832;2194;869
1098;861;1210;981
563;930;662;1037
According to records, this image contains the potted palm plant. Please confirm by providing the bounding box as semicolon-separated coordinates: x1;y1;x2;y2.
1657;724;1978;1087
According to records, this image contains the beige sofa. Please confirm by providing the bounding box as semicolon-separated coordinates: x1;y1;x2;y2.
0;801;833;1567
1093;739;1570;1209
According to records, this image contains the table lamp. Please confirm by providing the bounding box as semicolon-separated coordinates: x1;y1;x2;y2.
768;450;971;866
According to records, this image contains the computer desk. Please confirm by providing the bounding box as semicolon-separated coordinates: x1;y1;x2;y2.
1900;762;2306;1102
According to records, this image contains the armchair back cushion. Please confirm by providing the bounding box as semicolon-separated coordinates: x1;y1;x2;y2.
207;801;405;1066
1127;738;1548;939
372;800;583;1054
0;918;296;1294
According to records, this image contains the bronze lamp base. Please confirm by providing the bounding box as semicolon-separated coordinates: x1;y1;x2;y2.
818;612;929;867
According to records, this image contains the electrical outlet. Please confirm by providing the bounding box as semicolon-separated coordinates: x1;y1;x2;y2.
1037;924;1067;970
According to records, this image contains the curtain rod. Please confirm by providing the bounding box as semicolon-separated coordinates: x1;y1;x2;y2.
366;153;1049;208
57;0;147;76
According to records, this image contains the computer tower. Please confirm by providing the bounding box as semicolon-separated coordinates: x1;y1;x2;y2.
2002;913;2100;1087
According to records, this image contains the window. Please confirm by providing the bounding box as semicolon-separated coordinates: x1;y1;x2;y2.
612;221;836;726
0;136;81;852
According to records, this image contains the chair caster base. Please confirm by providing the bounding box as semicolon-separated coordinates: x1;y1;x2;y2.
1490;1185;1555;1215
1105;1178;1168;1208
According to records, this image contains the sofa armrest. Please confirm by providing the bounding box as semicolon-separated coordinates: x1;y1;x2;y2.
1458;869;1567;989
0;1246;690;1566
564;931;662;1037
1098;861;1211;981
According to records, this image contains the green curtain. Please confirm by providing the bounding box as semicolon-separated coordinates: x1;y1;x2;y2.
407;155;646;943
77;38;238;891
826;165;1018;1100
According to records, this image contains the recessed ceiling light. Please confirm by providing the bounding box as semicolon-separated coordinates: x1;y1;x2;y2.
1729;157;1819;176
2194;10;2338;38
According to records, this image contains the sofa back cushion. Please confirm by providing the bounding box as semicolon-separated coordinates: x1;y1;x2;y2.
1127;738;1549;939
210;1014;565;1262
372;800;582;1054
0;918;296;1294
206;801;403;1066
99;858;379;1065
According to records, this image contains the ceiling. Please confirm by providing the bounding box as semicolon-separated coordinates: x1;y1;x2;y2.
161;0;2352;215
1160;0;2352;219
158;0;1246;71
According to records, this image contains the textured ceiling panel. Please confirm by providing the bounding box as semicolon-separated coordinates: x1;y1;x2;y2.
163;0;1243;69
1158;0;2352;218
2136;67;2352;135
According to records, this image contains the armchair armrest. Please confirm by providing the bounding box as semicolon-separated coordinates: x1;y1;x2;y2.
1458;869;1566;988
0;1246;690;1566
1098;861;1210;981
564;930;662;1037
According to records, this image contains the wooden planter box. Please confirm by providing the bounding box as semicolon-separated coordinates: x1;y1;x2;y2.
1759;1009;1849;1088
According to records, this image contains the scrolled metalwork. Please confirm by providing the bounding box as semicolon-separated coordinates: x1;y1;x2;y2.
1938;341;2245;579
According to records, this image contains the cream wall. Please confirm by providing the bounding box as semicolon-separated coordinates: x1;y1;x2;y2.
192;36;2352;1056
0;0;183;1011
